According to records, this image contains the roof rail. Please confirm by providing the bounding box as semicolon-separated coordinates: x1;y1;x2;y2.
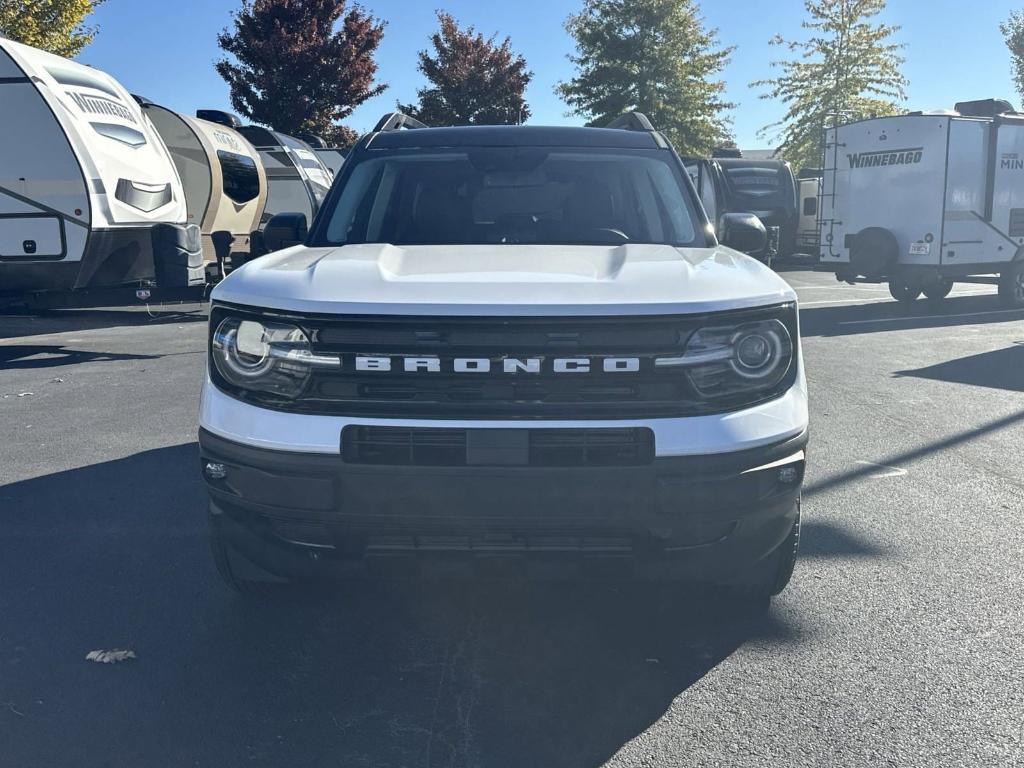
604;112;656;132
372;112;427;132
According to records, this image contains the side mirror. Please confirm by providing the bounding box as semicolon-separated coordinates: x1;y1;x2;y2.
720;212;767;255
262;212;308;253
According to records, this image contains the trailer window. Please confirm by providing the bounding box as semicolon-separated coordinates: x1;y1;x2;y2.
217;151;260;205
803;197;817;216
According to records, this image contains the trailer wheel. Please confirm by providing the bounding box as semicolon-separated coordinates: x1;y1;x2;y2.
998;262;1024;308
888;278;922;303
922;278;953;301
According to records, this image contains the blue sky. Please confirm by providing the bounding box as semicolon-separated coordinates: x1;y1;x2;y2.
79;0;1020;149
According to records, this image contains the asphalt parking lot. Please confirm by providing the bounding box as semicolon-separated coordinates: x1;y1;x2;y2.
2;267;1023;767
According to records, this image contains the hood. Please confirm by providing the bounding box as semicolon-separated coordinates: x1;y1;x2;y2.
213;243;796;316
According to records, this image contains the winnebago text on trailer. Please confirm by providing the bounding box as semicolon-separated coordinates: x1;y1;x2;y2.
820;100;1024;306
0;39;202;297
142;105;267;276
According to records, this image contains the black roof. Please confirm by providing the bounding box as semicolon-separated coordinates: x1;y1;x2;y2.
367;125;662;150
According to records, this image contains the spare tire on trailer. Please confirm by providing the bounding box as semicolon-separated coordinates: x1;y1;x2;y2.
850;227;899;279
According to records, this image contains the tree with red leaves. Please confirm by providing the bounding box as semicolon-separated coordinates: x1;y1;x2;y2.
399;12;531;126
216;0;385;147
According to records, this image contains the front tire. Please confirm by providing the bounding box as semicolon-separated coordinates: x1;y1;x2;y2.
889;278;921;303
998;261;1024;308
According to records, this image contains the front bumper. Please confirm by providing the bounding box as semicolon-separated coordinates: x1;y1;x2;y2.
200;426;807;581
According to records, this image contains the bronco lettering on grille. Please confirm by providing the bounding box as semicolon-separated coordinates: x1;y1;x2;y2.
351;355;644;373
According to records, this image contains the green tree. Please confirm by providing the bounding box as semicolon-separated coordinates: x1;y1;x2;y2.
216;0;386;146
1001;11;1024;107
556;0;734;155
399;11;531;126
753;0;907;171
0;0;103;57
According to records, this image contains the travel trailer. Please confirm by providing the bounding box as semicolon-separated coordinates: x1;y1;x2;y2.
236;126;333;226
820;100;1024;306
141;104;267;274
716;158;800;258
314;148;346;177
0;39;201;297
796;171;821;253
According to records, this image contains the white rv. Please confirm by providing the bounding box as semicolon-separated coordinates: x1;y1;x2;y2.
820;100;1024;306
141;104;267;274
0;39;202;296
796;175;820;253
236;126;333;227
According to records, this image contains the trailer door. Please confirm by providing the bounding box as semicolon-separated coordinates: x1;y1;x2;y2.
941;119;1000;266
987;118;1024;263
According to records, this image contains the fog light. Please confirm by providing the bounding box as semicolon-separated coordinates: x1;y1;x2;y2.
777;466;798;484
204;461;227;480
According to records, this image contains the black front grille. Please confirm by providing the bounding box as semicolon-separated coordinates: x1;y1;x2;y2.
210;304;798;419
342;426;655;467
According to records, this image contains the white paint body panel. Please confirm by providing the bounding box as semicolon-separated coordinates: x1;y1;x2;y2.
200;361;808;456
212;243;796;316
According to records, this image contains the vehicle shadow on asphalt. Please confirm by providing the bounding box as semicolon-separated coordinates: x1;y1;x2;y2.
0;443;807;768
803;408;1024;502
894;342;1024;393
799;519;885;560
0;304;208;340
0;344;163;369
798;293;1022;337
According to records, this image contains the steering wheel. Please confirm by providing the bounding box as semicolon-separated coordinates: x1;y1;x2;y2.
586;228;630;244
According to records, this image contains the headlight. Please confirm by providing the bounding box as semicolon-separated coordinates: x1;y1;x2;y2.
211;316;337;398
657;318;794;399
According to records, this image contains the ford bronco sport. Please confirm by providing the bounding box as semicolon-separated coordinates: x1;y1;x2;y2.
199;112;808;597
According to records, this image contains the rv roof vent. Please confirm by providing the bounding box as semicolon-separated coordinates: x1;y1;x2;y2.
797;167;822;179
712;146;743;158
131;94;154;107
953;99;1016;118
197;110;242;129
297;133;327;148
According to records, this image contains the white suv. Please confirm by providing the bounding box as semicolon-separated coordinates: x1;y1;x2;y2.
199;112;808;597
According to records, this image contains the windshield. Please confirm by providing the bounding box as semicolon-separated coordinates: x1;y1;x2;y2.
320;146;702;247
